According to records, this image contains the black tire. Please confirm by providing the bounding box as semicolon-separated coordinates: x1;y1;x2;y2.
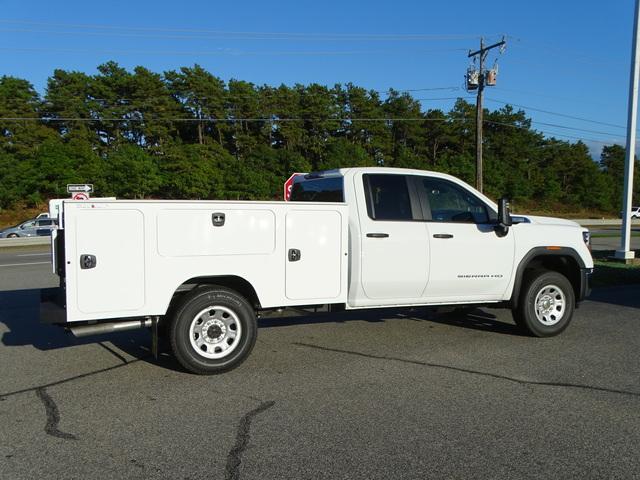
169;286;257;374
7;233;18;238
512;270;575;337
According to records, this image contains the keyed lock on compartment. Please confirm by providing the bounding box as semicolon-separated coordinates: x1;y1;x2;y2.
212;212;225;227
80;254;97;269
288;249;301;262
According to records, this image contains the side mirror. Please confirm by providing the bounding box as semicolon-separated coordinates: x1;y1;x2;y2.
496;197;512;237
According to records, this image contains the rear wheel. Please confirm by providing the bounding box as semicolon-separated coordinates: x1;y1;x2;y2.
513;270;575;337
170;286;257;374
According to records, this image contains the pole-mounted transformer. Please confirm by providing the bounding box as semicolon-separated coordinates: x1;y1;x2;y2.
466;36;507;193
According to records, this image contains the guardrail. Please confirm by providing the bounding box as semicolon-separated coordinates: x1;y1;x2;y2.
574;219;640;226
0;237;51;247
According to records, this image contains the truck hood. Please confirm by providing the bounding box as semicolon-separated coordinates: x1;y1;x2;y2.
516;215;581;228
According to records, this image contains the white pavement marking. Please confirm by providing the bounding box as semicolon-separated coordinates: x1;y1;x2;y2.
0;261;50;267
16;253;50;257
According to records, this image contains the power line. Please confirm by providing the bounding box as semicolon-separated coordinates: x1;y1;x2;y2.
414;96;475;101
10;97;626;139
528;120;624;138
381;86;461;94
0;113;622;148
0;116;462;122
0;24;497;42
485;97;627;129
496;87;614;109
505;57;618;83
537;131;625;146
0;46;468;57
0;19;495;39
484;119;622;145
507;36;626;67
33;87;464;107
486;113;629;138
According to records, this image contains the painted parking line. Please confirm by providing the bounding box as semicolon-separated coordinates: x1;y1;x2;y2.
0;261;50;268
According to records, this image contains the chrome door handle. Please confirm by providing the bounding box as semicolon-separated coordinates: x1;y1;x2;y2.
80;254;97;269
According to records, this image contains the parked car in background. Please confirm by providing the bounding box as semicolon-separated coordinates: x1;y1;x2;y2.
620;206;640;219
0;218;58;238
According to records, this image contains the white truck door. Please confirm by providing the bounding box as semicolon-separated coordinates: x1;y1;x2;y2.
356;173;429;301
415;176;515;300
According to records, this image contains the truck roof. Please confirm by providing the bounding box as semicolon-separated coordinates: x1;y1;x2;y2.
301;167;472;185
341;166;454;177
296;167;500;210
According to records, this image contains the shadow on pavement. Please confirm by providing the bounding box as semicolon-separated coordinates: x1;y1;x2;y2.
587;285;640;309
0;288;154;359
1;289;526;358
258;305;525;336
422;308;524;336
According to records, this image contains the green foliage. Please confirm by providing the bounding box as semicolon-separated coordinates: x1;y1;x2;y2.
159;143;228;199
103;145;161;198
0;62;633;213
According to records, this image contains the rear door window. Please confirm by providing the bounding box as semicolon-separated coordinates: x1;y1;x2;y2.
364;174;415;221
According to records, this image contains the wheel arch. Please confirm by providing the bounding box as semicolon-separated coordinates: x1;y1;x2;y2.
167;275;262;316
510;247;585;308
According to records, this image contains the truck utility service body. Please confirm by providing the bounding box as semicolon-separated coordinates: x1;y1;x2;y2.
44;168;593;374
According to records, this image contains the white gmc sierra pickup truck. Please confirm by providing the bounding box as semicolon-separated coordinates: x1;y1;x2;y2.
42;167;593;374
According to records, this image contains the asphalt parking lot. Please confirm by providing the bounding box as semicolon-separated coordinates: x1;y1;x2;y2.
1;245;640;479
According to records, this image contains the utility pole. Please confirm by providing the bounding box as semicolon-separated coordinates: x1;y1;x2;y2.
468;37;506;193
616;0;640;262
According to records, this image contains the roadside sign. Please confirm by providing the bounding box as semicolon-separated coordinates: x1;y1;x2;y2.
67;184;94;194
284;173;305;201
72;192;90;201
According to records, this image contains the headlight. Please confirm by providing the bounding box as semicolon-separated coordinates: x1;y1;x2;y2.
582;230;590;248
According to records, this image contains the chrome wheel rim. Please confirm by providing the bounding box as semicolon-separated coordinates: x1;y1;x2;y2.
534;284;566;326
189;306;242;359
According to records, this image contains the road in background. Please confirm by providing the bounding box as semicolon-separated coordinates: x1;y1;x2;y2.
590;227;640;251
0;246;57;291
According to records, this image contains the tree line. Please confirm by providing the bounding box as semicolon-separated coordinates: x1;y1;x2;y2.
0;61;637;213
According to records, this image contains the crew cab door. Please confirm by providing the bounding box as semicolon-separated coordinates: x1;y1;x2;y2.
357;173;429;302
415;176;514;301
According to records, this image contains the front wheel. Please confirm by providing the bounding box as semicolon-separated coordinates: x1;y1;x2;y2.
169;286;257;374
512;271;575;337
7;233;18;238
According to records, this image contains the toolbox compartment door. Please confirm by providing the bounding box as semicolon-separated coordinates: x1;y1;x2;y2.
70;208;146;315
285;210;343;301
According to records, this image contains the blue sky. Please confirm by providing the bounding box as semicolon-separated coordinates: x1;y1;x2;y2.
0;0;634;157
